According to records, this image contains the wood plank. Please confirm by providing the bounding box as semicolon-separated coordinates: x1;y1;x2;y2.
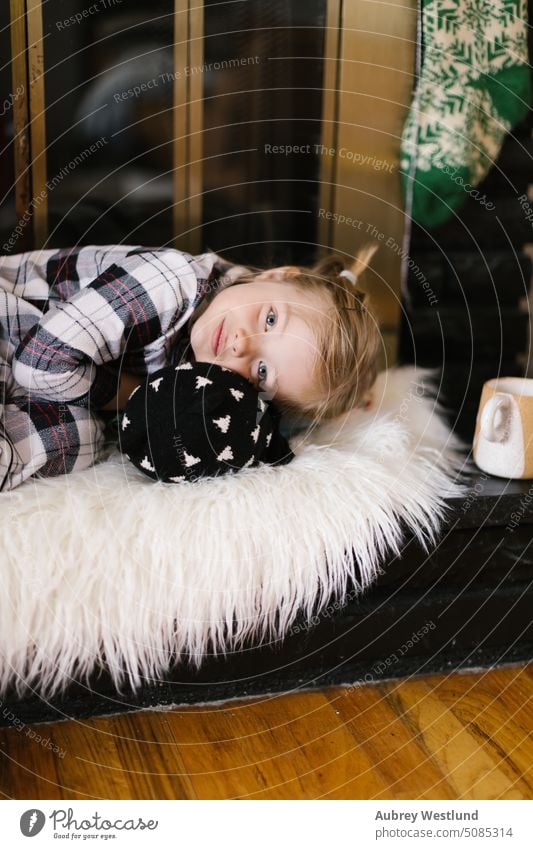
187;0;203;254
103;712;197;799
59;713;196;800
163;690;392;799
52;716;141;800
381;675;527;799
0;720;63;799
26;0;47;247
318;0;342;248
173;0;190;249
428;667;533;798
9;0;31;246
2;666;533;799
324;684;457;798
173;0;203;254
332;0;418;335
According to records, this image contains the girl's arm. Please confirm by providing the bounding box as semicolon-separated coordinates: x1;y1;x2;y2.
0;396;106;491
11;249;203;409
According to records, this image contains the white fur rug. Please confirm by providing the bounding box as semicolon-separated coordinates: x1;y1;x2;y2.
0;367;466;698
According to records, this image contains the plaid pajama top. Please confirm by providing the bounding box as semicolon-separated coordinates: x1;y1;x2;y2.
0;245;227;490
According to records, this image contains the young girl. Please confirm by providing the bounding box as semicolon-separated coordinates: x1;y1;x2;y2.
0;243;380;491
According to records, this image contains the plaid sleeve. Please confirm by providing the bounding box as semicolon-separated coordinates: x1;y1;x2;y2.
11;249;200;408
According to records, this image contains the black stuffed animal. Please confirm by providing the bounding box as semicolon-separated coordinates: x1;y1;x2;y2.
118;361;294;482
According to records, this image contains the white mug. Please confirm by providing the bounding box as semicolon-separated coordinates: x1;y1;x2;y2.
473;377;533;479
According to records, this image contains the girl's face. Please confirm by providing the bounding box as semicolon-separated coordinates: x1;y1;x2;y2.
189;272;329;408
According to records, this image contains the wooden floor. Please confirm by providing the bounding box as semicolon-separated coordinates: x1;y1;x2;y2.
1;664;532;799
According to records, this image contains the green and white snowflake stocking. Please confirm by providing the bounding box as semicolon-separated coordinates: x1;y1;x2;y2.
400;0;531;228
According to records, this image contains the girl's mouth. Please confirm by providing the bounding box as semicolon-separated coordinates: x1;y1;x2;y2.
211;320;224;356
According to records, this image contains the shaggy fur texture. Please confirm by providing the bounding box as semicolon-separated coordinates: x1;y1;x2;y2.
0;367;466;698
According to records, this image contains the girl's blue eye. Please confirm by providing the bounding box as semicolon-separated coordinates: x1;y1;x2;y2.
256;309;275;387
265;308;276;328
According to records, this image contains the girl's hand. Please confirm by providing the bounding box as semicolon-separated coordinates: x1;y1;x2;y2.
101;370;143;412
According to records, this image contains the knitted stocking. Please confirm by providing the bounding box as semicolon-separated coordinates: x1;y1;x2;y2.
400;0;531;227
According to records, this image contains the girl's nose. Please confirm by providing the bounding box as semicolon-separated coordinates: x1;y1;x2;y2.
232;328;251;357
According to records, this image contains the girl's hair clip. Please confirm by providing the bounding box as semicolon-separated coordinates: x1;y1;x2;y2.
339;269;358;286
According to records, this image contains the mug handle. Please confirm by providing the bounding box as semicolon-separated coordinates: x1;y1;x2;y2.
480;393;512;443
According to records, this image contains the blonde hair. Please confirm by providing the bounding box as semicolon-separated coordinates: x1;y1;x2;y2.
279;245;381;423
210;245;381;425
